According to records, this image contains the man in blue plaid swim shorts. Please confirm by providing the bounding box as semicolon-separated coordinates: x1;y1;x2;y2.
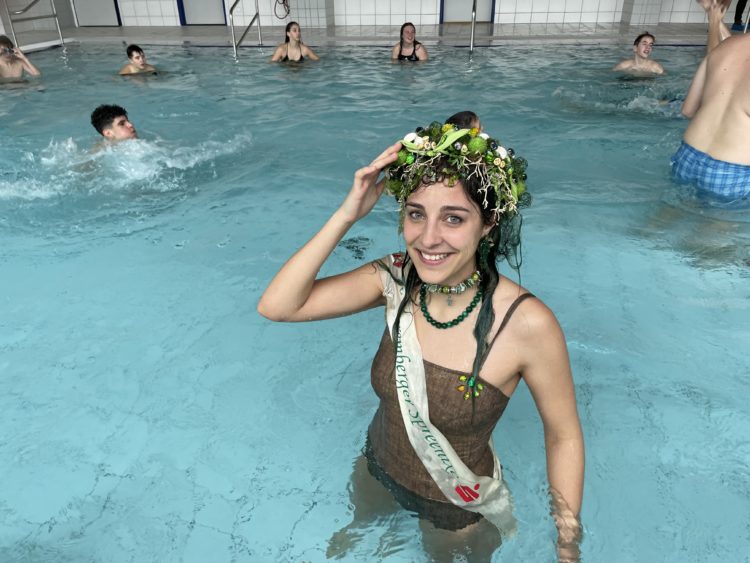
675;16;750;203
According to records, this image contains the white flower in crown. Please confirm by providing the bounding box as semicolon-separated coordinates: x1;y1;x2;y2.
479;132;490;140
413;136;428;149
495;146;508;159
404;132;418;143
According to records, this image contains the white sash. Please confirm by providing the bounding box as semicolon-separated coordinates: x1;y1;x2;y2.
379;254;516;535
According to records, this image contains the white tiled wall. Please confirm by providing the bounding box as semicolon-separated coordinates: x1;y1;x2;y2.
334;0;441;27
28;0;741;29
229;0;327;28
496;0;742;25
496;0;625;24
118;0;180;27
658;0;726;24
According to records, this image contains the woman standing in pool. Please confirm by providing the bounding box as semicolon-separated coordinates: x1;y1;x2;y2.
391;22;428;61
258;121;583;559
270;21;320;62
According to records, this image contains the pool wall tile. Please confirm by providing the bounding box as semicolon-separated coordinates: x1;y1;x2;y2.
0;0;734;38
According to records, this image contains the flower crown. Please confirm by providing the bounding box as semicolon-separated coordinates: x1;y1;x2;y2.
384;121;528;223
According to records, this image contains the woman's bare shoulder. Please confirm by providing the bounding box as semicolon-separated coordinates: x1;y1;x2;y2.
492;276;560;339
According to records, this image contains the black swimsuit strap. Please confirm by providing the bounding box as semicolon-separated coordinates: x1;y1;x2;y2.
480;292;536;367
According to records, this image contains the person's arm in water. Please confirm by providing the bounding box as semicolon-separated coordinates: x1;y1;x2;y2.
118;63;136;75
682;56;708;118
270;44;285;63
649;60;665;75
612;59;632;72
391;44;400;60
257;143;401;322
519;304;585;561
301;43;320;61
14;47;41;76
415;43;428;60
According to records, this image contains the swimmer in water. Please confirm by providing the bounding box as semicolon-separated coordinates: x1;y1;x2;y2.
391;22;428;61
612;32;664;76
0;35;41;80
90;104;138;145
445;110;482;131
270;22;320;63
672;22;750;202
118;44;157;75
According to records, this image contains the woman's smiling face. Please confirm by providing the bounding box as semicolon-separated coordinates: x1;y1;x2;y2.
403;179;492;286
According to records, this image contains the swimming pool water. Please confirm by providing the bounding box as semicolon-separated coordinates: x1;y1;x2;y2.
1;43;749;562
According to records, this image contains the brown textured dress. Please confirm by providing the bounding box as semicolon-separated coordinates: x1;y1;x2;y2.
366;326;512;530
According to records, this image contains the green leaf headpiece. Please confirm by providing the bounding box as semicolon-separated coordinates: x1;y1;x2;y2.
384;121;529;224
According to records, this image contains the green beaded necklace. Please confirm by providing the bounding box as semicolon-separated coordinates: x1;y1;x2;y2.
419;284;483;329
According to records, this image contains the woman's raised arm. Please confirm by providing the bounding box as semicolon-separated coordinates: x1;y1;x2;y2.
257;142;401;322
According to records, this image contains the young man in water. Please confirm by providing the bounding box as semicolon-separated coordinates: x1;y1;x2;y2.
90;104;138;143
612;32;664;75
0;35;41;79
673;22;750;202
118;44;157;75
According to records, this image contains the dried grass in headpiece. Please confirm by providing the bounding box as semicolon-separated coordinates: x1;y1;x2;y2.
384;121;530;225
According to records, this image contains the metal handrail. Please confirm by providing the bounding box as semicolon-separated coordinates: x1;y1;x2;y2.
2;0;65;50
745;2;749;33
9;0;42;14
229;0;263;58
469;0;477;52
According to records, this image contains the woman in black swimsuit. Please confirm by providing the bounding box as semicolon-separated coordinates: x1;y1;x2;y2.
391;22;428;61
270;21;320;63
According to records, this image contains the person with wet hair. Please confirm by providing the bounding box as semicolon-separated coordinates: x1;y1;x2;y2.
446;110;482;131
118;44;157;75
90;104;138;143
613;32;664;75
259;119;583;560
391;22;428;61
270;21;319;62
0;35;41;79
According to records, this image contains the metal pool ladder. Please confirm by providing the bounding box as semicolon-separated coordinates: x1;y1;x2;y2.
229;0;263;58
2;0;65;50
469;0;478;52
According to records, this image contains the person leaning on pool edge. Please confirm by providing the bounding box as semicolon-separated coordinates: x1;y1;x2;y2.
612;32;664;75
270;21;319;63
0;35;41;79
391;22;428;61
258;118;583;560
90;104;138;143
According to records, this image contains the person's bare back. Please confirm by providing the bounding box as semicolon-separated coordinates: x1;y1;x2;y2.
682;33;750;165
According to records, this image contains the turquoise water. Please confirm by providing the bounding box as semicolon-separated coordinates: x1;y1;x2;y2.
1;43;749;562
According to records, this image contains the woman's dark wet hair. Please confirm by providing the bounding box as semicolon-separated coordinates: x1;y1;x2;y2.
0;35;14;50
284;21;300;43
90;104;129;134
446;111;480;130
388;160;529;416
